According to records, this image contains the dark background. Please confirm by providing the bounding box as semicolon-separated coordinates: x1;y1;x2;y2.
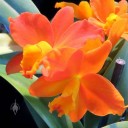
32;0;82;19
0;77;39;128
0;0;122;127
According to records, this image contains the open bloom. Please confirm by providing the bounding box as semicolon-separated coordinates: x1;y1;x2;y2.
90;0;128;46
6;6;104;78
29;39;126;122
55;0;128;46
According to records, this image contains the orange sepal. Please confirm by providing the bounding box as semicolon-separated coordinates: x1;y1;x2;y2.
29;76;70;97
81;73;126;116
80;40;112;75
108;19;127;46
117;0;128;15
6;52;22;75
82;37;102;53
9;12;54;47
90;0;115;22
55;19;104;48
51;6;74;42
78;1;93;19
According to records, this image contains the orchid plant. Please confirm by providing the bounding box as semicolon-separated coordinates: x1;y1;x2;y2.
0;0;128;128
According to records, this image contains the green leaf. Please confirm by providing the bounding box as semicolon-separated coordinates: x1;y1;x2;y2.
0;64;83;128
83;111;102;128
5;0;40;13
102;121;128;128
109;38;125;60
0;0;19;28
73;121;84;128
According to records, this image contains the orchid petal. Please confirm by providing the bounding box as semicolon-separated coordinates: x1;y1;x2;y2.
46;40;111;80
81;73;125;116
9;12;54;47
49;95;75;117
43;50;84;82
43;47;76;77
6;52;22;74
88;17;105;28
120;14;128;41
49;77;80;118
90;0;115;22
51;6;74;43
117;0;128;15
108;19;127;46
55;19;104;48
80;40;112;75
69;85;88;122
78;1;93;19
29;76;72;97
56;50;84;77
20;41;52;78
82;37;102;53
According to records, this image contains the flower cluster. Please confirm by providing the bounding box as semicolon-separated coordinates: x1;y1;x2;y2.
6;0;128;122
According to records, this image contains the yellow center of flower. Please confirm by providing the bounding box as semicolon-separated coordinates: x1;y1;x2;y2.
104;13;119;33
20;41;52;78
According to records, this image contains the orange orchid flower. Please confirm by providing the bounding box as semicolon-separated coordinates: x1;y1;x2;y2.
6;6;104;78
55;0;128;46
29;39;126;122
90;0;128;46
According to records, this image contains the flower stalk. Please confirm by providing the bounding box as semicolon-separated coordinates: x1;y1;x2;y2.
111;58;126;86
